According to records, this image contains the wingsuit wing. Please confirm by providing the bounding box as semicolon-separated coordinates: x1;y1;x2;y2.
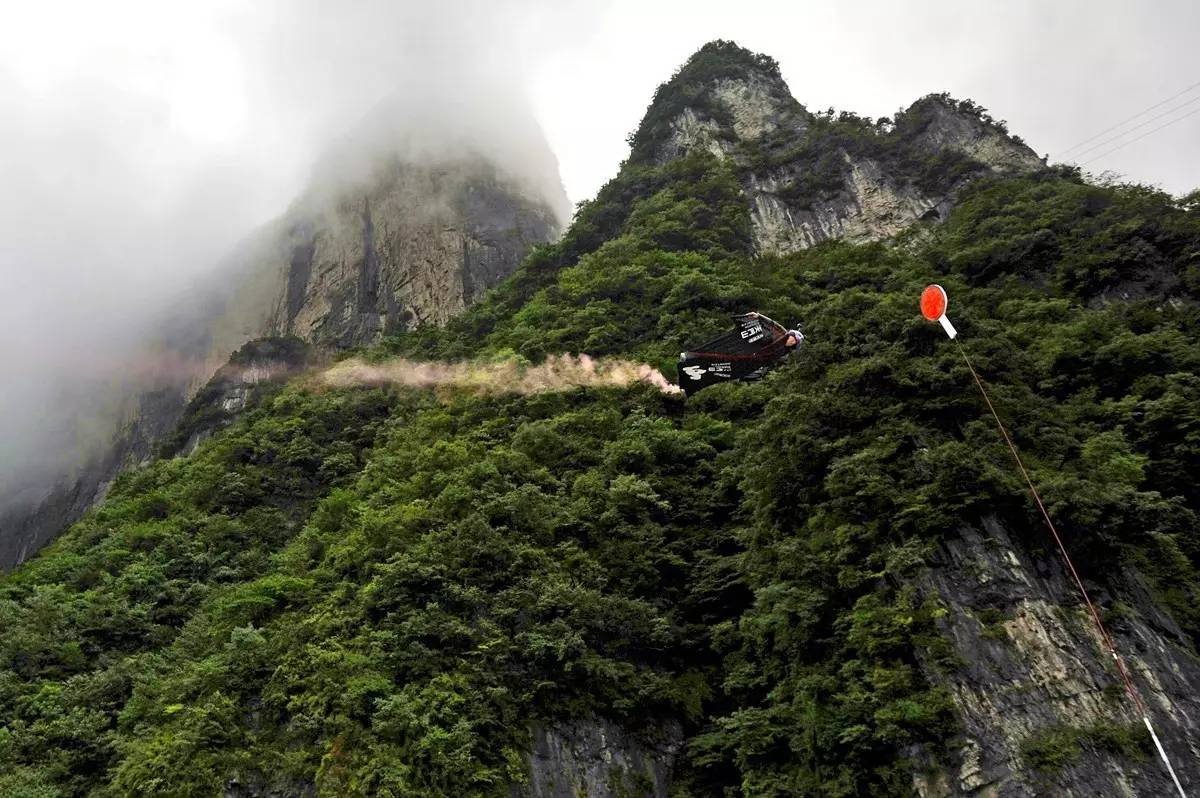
677;313;793;395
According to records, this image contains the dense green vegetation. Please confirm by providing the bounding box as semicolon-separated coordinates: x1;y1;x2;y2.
0;385;395;796
1021;722;1151;773
3;44;1200;796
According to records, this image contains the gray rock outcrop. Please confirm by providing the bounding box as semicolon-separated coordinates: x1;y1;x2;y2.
912;517;1200;796
0;111;567;569
258;156;561;349
631;41;1044;256
519;718;683;798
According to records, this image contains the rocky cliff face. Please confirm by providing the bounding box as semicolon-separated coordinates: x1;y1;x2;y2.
0;120;566;570
646;70;811;165
629;41;1043;256
256;156;562;349
520;719;683;798
158;337;315;459
912;518;1200;797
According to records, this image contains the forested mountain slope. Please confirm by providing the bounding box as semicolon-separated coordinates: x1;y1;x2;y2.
3;41;1200;798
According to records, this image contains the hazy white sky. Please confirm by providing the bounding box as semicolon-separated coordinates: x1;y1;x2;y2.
3;1;1195;219
534;0;1200;203
0;0;1197;497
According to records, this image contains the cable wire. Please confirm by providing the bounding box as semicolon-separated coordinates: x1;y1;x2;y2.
1080;105;1200;166
1070;93;1200;160
1061;79;1200;155
954;340;1187;797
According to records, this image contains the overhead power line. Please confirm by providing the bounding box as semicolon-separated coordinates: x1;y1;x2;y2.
1080;105;1200;165
1060;79;1200;156
1070;94;1200;160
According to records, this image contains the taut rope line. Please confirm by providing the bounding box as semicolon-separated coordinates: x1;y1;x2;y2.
954;339;1187;798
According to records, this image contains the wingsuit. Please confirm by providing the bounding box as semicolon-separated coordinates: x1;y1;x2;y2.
677;312;803;395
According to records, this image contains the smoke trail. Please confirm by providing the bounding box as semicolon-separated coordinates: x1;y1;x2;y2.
319;354;683;395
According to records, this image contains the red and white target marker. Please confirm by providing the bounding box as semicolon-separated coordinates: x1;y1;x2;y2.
920;284;958;339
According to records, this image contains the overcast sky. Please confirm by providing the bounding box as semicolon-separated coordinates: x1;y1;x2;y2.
536;0;1200;203
1;0;1197;500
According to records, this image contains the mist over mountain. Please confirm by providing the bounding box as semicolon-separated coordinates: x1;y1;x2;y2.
0;35;1198;797
0;0;576;542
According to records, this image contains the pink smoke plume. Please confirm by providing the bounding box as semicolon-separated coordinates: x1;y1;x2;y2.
319;354;683;395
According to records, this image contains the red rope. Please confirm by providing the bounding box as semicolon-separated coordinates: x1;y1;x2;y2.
955;340;1147;716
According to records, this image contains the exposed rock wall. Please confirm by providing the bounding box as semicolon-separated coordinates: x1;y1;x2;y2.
907;101;1042;174
160;337;314;459
639;46;1043;256
912;517;1200;797
519;718;683;798
653;72;810;165
747;155;950;253
732;94;1043;256
258;157;560;349
0;149;564;568
214;716;681;798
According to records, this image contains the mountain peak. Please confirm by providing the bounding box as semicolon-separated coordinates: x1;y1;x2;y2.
896;92;1043;173
627;40;810;164
677;39;786;83
621;44;1045;255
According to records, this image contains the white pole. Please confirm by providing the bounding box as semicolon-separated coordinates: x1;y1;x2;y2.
939;315;957;339
1144;715;1188;798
